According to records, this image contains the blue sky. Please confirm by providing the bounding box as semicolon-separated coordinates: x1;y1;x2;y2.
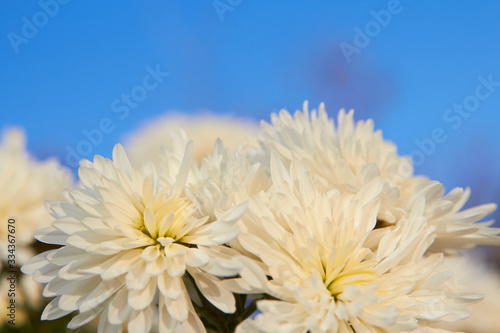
1;1;500;213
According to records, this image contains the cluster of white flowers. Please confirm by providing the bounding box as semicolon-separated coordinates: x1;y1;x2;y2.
19;104;500;332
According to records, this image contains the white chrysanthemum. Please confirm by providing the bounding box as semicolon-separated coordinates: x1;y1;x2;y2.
125;113;259;166
0;128;72;263
22;142;250;333
249;102;499;253
234;155;478;332
0;128;71;328
433;254;500;333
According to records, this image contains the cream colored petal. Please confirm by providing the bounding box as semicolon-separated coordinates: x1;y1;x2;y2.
41;297;72;320
107;287;132;325
67;303;105;329
126;260;150;290
158;271;182;299
185;248;209;267
21;250;52;274
165;290;189;322
128;277;157;310
34;227;68;245
144;208;157;239
191;269;236;313
164;243;187;258
127;307;153;333
165;255;186;277
146;255;166;276
101;249;143;281
79;278;124;313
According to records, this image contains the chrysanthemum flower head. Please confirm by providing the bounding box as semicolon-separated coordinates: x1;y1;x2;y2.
250;102;499;254
125;113;259;166
0;128;72;262
235;155;480;332
22;142;249;332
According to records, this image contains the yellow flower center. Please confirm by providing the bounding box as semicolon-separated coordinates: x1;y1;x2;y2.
322;248;378;298
139;194;195;245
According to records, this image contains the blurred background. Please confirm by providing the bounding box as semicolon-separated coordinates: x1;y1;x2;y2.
2;1;500;205
1;1;500;331
2;1;500;209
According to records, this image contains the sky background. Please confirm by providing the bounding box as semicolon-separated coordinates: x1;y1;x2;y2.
1;1;500;222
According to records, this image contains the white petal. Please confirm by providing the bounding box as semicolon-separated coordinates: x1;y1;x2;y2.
159;299;177;332
41;297;72;320
34;227;68;245
44;276;98;297
164;243;187;258
47;246;84;265
158;212;175;237
112;144;133;176
98;307;125;333
127;307;153;333
52;217;88;234
34;263;60;283
128;277;157;310
215;201;248;224
185;248;210;267
165;290;189;321
158;272;183;299
67;304;105;329
126;260;150;290
58;294;84;311
80;279;124;312
108;287;132;325
182;309;207;333
144;208;158;239
238;255;268;290
165;255;186;277
192;269;236;313
170;141;194;196
101;249;142;280
21;250;52;274
142;245;160;263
